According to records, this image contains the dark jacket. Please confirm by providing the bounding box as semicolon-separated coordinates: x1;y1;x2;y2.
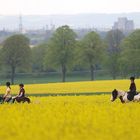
18;88;25;98
128;82;137;101
129;83;136;92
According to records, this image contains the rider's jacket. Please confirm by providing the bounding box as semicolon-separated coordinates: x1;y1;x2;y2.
128;82;137;101
18;88;25;98
5;87;12;98
129;83;136;92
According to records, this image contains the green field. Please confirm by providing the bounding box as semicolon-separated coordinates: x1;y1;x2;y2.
0;72;118;85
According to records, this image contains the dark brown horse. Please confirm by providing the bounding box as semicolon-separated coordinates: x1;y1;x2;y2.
13;97;31;103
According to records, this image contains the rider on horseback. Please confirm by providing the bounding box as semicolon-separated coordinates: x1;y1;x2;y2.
127;77;137;101
3;82;12;102
13;83;25;102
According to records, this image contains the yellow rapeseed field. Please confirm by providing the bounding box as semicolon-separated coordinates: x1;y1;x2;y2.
0;95;140;140
0;80;140;140
0;79;140;95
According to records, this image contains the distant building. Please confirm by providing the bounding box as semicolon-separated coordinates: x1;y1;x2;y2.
19;15;23;33
19;15;26;34
113;17;134;33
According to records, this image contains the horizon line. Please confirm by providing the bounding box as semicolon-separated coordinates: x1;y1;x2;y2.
0;11;140;16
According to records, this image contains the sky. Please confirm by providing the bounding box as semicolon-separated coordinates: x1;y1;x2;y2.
0;0;140;15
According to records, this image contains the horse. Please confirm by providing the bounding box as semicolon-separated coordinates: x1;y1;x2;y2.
13;97;31;103
111;89;140;103
0;96;13;104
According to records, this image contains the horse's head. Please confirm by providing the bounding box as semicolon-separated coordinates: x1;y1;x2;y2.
111;89;118;102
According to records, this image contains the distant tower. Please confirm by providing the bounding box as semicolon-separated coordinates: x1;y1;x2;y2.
19;15;23;33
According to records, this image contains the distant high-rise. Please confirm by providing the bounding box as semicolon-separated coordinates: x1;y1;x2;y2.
113;17;134;33
19;15;23;33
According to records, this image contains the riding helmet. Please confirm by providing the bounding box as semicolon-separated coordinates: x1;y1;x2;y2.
6;82;10;87
130;76;135;81
19;83;24;87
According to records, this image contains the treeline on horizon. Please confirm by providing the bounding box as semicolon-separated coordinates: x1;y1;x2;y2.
0;25;140;84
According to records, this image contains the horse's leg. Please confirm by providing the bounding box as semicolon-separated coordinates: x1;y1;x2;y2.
15;97;31;104
12;98;17;103
24;97;31;103
8;98;14;103
123;94;129;103
22;98;25;103
0;97;4;104
16;97;22;103
13;97;20;103
119;96;125;103
5;97;11;103
17;97;27;103
27;98;31;103
21;97;26;103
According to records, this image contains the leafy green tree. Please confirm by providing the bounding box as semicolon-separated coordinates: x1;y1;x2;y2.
44;25;76;82
0;46;3;70
2;34;31;84
120;29;140;77
76;31;104;80
32;43;47;72
105;30;124;79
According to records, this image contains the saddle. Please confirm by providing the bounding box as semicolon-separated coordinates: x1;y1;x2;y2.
127;91;138;101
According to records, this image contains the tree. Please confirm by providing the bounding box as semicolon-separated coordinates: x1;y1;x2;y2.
44;25;76;82
120;29;140;78
105;30;124;79
2;34;31;84
0;46;3;70
31;43;47;72
76;31;104;80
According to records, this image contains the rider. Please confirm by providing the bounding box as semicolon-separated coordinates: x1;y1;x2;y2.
127;76;137;101
13;83;25;102
3;82;12;102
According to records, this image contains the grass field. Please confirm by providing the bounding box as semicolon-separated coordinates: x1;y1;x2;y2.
0;95;140;140
0;79;139;95
0;71;112;85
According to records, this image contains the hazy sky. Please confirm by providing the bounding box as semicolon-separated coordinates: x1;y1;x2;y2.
0;0;140;15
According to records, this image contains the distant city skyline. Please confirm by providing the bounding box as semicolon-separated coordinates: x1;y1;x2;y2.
0;13;140;31
0;0;139;15
113;17;134;33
